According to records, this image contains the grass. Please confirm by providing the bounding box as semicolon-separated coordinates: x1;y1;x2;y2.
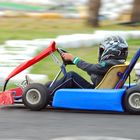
0;17;94;44
1;17;140;43
0;17;140;85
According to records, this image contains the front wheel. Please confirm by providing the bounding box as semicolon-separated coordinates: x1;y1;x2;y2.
123;86;140;114
22;83;50;111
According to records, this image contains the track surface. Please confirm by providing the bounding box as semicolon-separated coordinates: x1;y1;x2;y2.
0;105;140;140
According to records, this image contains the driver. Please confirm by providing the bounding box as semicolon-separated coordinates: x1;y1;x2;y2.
47;35;128;96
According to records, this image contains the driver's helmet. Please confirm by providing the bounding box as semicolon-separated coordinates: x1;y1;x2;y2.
98;35;128;62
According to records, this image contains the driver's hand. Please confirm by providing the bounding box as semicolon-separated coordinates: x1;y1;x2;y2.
61;53;74;61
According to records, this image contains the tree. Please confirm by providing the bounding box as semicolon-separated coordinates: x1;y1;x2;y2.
87;0;101;27
131;0;140;22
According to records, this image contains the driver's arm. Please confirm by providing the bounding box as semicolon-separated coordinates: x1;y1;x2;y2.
61;53;107;75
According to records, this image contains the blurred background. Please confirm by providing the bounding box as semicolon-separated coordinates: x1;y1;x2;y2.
0;0;140;88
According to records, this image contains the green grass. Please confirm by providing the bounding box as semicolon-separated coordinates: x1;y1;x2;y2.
1;17;140;44
128;39;140;46
0;18;94;44
0;17;140;84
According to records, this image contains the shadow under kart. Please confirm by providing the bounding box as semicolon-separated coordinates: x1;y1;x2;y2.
1;41;140;114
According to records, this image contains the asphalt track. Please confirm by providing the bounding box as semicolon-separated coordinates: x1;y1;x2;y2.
0;105;140;140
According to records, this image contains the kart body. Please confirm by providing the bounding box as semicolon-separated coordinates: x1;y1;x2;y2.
52;47;140;113
53;88;126;112
0;41;140;114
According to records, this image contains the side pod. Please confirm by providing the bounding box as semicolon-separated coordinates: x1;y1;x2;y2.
52;89;125;112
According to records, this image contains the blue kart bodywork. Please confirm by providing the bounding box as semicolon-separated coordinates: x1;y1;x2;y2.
53;89;125;112
52;48;140;112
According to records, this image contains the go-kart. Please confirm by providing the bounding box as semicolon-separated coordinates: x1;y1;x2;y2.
1;41;140;114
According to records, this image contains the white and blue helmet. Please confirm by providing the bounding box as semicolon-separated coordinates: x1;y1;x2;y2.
99;35;128;62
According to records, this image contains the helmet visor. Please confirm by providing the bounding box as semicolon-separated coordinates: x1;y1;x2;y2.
98;44;105;61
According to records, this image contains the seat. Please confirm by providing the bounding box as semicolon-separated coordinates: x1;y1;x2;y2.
95;64;128;89
115;48;140;89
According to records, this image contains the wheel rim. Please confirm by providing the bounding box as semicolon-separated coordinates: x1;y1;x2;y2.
129;92;140;109
26;89;41;105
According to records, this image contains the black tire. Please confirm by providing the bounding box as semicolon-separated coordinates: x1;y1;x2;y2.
123;86;140;114
22;83;50;111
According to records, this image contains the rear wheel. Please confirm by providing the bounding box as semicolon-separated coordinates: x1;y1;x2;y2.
22;83;50;111
123;86;140;114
